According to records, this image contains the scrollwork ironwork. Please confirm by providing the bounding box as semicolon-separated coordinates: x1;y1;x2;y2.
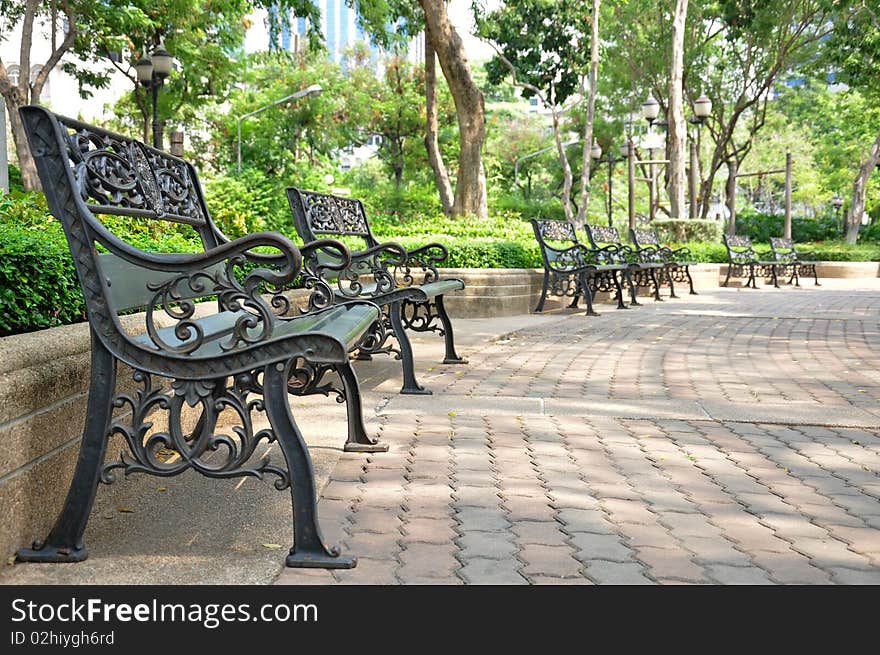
102;369;289;489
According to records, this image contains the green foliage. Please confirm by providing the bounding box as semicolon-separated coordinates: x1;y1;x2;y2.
734;210;840;243
0;193;84;335
651;218;723;243
202;169;290;238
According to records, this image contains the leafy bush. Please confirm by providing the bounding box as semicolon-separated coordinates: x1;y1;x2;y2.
0;221;84;336
393;235;542;269
202;169;293;238
651;218;723;243
735;210;840;242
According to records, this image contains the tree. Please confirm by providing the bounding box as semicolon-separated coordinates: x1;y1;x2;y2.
575;0;601;225
821;0;880;242
667;0;688;218
420;0;487;217
476;0;593;223
0;0;320;190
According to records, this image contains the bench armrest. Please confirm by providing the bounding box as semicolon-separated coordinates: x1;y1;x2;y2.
394;242;450;287
128;231;304;355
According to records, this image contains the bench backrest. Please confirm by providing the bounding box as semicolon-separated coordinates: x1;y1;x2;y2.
723;234;758;264
19;105;274;342
770;237;798;263
630;228;660;248
531;219;583;271
287;187;379;250
584;224;623;249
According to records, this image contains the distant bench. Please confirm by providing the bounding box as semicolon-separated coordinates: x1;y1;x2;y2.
287;187;467;395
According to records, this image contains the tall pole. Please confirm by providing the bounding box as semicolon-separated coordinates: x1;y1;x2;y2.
0;101;8;192
649;149;656;222
627;141;636;230
607;157;613;227
151;82;163;150
784;150;792;239
689;138;698;219
726;159;737;235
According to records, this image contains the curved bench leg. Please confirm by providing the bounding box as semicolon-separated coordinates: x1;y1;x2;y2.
811;265;820;286
770;265;780;288
582;273;600;316
390;300;431;395
435;295;467;364
17;332;116;563
666;267;679;298
722;265;732;287
614;272;630;309
337;361;387;453
535;271;550;313
264;362;356;569
648;268;663;301
685;265;698;295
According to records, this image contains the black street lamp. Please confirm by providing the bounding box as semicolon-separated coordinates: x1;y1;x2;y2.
135;40;174;150
687;94;712;218
831;194;844;232
590;140;630;227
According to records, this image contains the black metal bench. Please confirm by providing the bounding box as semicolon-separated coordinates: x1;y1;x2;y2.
16;105;383;569
630;227;698;296
583;224;664;302
531;219;635;315
770;237;820;286
722;234;780;288
287;187;467;395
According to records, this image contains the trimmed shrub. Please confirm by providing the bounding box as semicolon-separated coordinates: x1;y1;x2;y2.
735;211;840;242
651;218;723;243
0;222;84;335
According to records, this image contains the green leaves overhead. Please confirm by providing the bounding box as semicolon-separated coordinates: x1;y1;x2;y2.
475;0;594;106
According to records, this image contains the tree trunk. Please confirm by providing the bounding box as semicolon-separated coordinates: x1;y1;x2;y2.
846;128;880;244
576;0;601;225
726;158;737;235
552;108;574;223
419;0;487;218
668;0;688;219
423;37;454;216
2;94;41;190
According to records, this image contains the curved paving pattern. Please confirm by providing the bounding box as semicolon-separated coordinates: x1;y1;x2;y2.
278;286;880;585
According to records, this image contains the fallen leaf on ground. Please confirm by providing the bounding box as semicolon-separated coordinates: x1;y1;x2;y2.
261;543;283;550
117;507;135;513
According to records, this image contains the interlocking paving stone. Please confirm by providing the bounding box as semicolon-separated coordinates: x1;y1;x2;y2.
583;559;654;585
267;286;880;586
457;557;527;585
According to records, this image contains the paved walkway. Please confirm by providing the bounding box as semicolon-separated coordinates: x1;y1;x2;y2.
277;283;880;585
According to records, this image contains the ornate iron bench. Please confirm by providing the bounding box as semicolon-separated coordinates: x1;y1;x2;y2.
16;105;383;569
722;234;780;288
630;227;698;296
287;187;467;395
583;224;664;302
770;237;820;286
531;219;634;315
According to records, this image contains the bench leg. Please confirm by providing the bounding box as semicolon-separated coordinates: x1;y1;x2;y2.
666;266;679;299
582;273;599;316
811;265;820;286
337;362;388;453
647;268;663;301
722;265;732;287
390;301;431;395
264;362;356;569
770;265;780;288
613;272;630;309
685;265;698;295
435;295;467;364
17;332;116;563
535;271;550;313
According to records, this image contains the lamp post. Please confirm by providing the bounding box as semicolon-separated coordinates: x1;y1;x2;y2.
135;40;174;150
686;94;712;219
236;84;323;174
590;140;630;227
831;195;844;234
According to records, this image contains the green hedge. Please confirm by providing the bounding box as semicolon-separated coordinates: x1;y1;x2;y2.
651;218;723;243
0;222;85;336
735;211;840;242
